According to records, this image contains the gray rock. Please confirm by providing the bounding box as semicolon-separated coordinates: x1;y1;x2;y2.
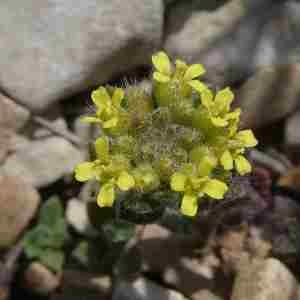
7;134;31;153
51;271;111;300
0;176;40;248
124;225;222;300
66;198;97;237
0;129;11;164
34;118;68;139
274;195;300;219
1;137;83;188
165;0;299;87
113;277;188;300
297;287;300;300
192;290;223;300
0;92;30;131
219;229;251;274
285;110;300;148
237;65;300;129
0;93;30;163
231;258;299;300
24;262;61;295
0;0;163;112
165;0;246;59
74;117;93;145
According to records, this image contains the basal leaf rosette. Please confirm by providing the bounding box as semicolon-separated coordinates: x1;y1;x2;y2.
74;51;258;219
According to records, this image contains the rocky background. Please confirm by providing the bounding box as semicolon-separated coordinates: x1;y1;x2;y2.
1;0;300;299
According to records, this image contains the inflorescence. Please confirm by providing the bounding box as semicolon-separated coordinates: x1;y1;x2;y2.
74;51;258;217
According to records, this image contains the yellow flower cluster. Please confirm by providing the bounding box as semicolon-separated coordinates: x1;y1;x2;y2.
75;51;258;217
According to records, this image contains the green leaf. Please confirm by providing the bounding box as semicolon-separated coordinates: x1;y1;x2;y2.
39;196;64;226
24;225;65;251
23;229;45;259
23;218;67;257
39;249;65;273
51;219;68;248
103;221;135;243
24;225;55;250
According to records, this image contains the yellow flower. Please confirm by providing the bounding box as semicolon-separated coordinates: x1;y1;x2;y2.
152;51;172;83
74;136;110;182
220;130;258;175
170;162;228;217
152;51;207;94
73;51;259;219
81;86;124;129
97;171;135;208
199;87;241;128
75;137;135;208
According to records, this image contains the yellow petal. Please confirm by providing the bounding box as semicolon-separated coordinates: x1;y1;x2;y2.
75;162;95;182
226;108;241;120
80;116;101;123
202;179;228;199
214;87;234;113
103;117;118;128
235;155;252;175
220;150;234;170
152;51;171;75
117;171;135;191
97;183;115;207
94;136;109;161
181;193;198;217
153;72;171;83
183;64;206;81
175;59;188;71
211;117;228;127
188;80;207;93
201;89;214;109
91;87;111;108
112;88;124;107
198;156;217;177
228;117;240;137
235;130;258;147
170;173;187;192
